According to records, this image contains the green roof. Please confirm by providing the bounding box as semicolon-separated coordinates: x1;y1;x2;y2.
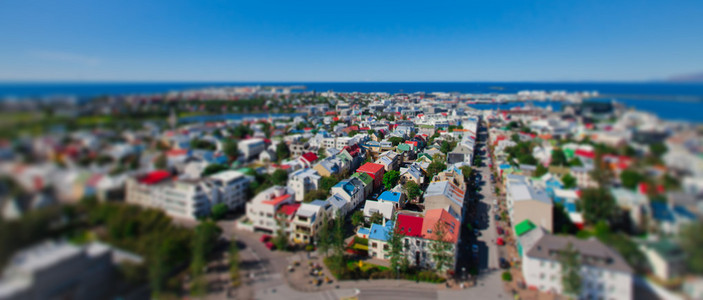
397;144;411;151
351;172;373;185
514;220;536;237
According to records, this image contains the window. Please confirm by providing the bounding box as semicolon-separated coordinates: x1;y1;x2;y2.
372;242;377;248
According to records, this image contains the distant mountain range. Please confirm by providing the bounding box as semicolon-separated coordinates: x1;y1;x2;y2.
667;72;703;82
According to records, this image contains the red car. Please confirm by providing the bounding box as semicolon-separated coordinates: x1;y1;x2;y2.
265;241;276;250
260;234;272;243
496;237;505;246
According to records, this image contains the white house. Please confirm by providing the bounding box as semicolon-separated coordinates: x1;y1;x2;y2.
245;186;295;233
287;168;321;202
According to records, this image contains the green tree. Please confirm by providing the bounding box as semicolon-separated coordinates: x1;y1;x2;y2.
389;137;404;146
351;210;364;228
559;242;582;297
271;169;289;186
190;221;220;297
580;188;618;225
568;157;583;167
428;220;454;273
329;212;346;273
518;154;537;165
211;203;228;220
562;173;577;189
273;214;289;251
229;237;241;287
502;271;513;282
440;141;452;154
535;164;548;177
223;140;239;161
201;164;228;177
276;142;290;161
620;169;644;190
386;223;405;277
426;161;447;181
154;153;168;169
316;214;331;256
383;170;400;189
303;189;328;203
550;149;567;166
403;181;422;201
459;165;473;183
320;176;340;191
681;221;703;274
649;142;668;158
369;212;384;225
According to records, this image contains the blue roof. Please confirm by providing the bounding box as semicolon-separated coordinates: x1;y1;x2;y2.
357;227;371;236
369;221;394;241
565;202;577;213
674;205;697;220
378;191;401;203
334;180;355;195
651;202;675;222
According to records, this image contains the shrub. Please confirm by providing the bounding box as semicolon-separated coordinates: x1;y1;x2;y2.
305;244;315;252
502;271;512;282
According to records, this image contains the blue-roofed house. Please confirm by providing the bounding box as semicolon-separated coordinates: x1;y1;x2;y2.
330;178;365;209
356;227;371;239
650;202;696;235
368;221;394;259
378;191;405;209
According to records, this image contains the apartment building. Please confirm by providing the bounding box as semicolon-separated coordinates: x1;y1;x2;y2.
291;199;334;244
207;170;252;210
522;235;633;300
356;162;386;190
125;171;212;220
245;186;295;233
287;168;321;202
238;138;266;160
506;174;554;232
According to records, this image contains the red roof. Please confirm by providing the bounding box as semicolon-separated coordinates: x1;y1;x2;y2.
262;193;292;206
396;214;424;238
166;149;187;157
356;162;385;175
421;209;460;243
343;144;361;157
325;111;337;115
301;152;318;163
139;170;171;185
359;127;370;131
405;141;418;147
575;149;595;159
277;203;301;216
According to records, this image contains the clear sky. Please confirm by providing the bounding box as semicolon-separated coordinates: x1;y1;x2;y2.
1;0;701;82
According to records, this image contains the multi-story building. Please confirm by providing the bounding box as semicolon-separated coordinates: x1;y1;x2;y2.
289;141;312;157
238;138;266;160
125;171;213;219
245;186;295;234
395;209;459;269
287;168;321;202
207;170;252;210
522;234;633;300
506;174;553;232
375;150;401;172
356;162;386;190
0;241;141;300
330;177;366;210
291;199;334;244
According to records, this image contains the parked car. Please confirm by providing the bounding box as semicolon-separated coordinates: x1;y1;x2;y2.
496;237;505;246
473;229;480;236
472;244;479;253
260;234;272;243
499;257;510;269
497;226;504;235
494;214;500;221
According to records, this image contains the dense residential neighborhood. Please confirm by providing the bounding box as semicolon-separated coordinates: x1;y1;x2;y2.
1;86;703;300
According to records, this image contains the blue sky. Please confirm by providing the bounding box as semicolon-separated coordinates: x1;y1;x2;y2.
0;0;701;82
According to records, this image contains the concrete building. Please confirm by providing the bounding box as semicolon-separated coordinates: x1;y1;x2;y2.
287;168;321;202
245;186;295;233
207;170;252;210
506;174;553;232
291;199;333;244
238;138;266;160
522;235;633;300
0;241;141;300
125;171;212;220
